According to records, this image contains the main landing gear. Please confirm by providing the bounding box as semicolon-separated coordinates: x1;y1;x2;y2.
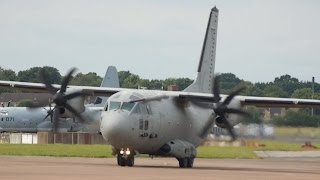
117;148;135;167
177;157;194;168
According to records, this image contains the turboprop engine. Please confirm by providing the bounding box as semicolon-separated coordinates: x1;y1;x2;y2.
59;87;86;118
215;98;243;128
29;67;92;132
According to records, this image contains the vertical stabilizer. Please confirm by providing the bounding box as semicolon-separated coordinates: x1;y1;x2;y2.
92;66;120;106
184;7;219;93
100;66;120;88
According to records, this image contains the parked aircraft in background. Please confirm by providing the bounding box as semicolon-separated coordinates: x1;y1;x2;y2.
0;66;119;133
1;7;320;168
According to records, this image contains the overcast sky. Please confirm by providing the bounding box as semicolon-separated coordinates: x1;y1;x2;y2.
0;0;319;83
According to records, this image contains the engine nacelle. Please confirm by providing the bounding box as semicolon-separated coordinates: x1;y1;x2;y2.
59;88;86;118
159;139;197;158
215;98;244;128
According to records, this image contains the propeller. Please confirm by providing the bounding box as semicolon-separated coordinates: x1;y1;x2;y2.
42;99;54;123
30;67;92;132
198;75;249;141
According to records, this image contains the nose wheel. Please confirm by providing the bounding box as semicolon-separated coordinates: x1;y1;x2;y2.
117;154;134;166
117;148;135;167
177;157;194;168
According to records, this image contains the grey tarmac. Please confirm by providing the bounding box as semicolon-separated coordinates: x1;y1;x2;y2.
0;156;319;180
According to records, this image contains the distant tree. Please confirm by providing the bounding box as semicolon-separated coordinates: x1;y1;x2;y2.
243;82;264;96
0;67;17;81
118;71;132;87
255;82;268;92
122;74;140;89
291;88;313;99
273;74;302;96
263;85;289;98
0;67;18;93
271;110;320;127
175;78;193;90
41;66;61;84
139;79;151;89
17;67;42;83
241;106;263;124
70;72;102;87
149;79;163;90
17;66;61;84
219;73;242;94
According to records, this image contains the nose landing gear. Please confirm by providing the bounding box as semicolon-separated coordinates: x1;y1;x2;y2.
177;157;194;168
117;148;135;167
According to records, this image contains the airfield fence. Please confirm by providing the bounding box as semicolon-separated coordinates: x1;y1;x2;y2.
0;132;107;144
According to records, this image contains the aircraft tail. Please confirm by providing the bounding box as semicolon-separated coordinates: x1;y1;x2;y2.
93;66;120;105
184;7;219;94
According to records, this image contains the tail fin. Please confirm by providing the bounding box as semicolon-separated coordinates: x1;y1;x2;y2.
184;7;219;94
93;66;119;105
100;66;120;88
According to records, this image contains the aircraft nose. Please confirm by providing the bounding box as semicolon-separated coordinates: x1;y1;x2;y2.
100;110;132;147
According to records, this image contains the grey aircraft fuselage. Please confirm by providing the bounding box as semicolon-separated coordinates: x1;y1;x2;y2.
101;90;214;154
0;107;47;132
0;106;103;133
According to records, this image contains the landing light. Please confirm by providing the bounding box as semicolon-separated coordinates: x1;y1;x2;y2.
119;148;131;155
120;149;124;155
125;148;131;155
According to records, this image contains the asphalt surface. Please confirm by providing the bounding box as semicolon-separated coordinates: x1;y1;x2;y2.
0;156;319;180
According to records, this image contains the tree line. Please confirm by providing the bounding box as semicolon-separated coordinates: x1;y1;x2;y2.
1;66;320;127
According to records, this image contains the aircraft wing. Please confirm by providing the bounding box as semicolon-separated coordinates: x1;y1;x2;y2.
237;96;320;108
178;93;320;108
0;80;122;96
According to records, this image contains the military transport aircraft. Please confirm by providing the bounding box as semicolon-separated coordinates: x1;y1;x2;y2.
1;7;320;168
0;66;119;133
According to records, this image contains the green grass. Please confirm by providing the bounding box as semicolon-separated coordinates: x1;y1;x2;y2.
251;140;311;151
0;140;319;159
274;127;320;138
197;146;258;159
0;144;113;158
0;144;258;159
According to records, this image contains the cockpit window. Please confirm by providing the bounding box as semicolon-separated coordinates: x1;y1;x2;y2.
131;104;140;114
109;101;121;110
94;97;102;104
121;102;135;111
131;103;151;115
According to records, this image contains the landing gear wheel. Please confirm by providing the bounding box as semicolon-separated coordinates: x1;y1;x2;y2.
178;157;188;168
117;155;126;166
126;156;135;167
117;154;134;167
187;158;194;168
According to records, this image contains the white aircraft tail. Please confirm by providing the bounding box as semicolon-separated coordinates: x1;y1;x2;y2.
184;7;219;94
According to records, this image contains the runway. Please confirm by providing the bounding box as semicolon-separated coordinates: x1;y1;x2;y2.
0;156;319;180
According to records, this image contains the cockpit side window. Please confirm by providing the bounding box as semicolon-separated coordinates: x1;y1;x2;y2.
139;104;148;114
131;104;140;114
131;103;152;115
94;97;102;105
109;101;121;110
121;102;135;111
